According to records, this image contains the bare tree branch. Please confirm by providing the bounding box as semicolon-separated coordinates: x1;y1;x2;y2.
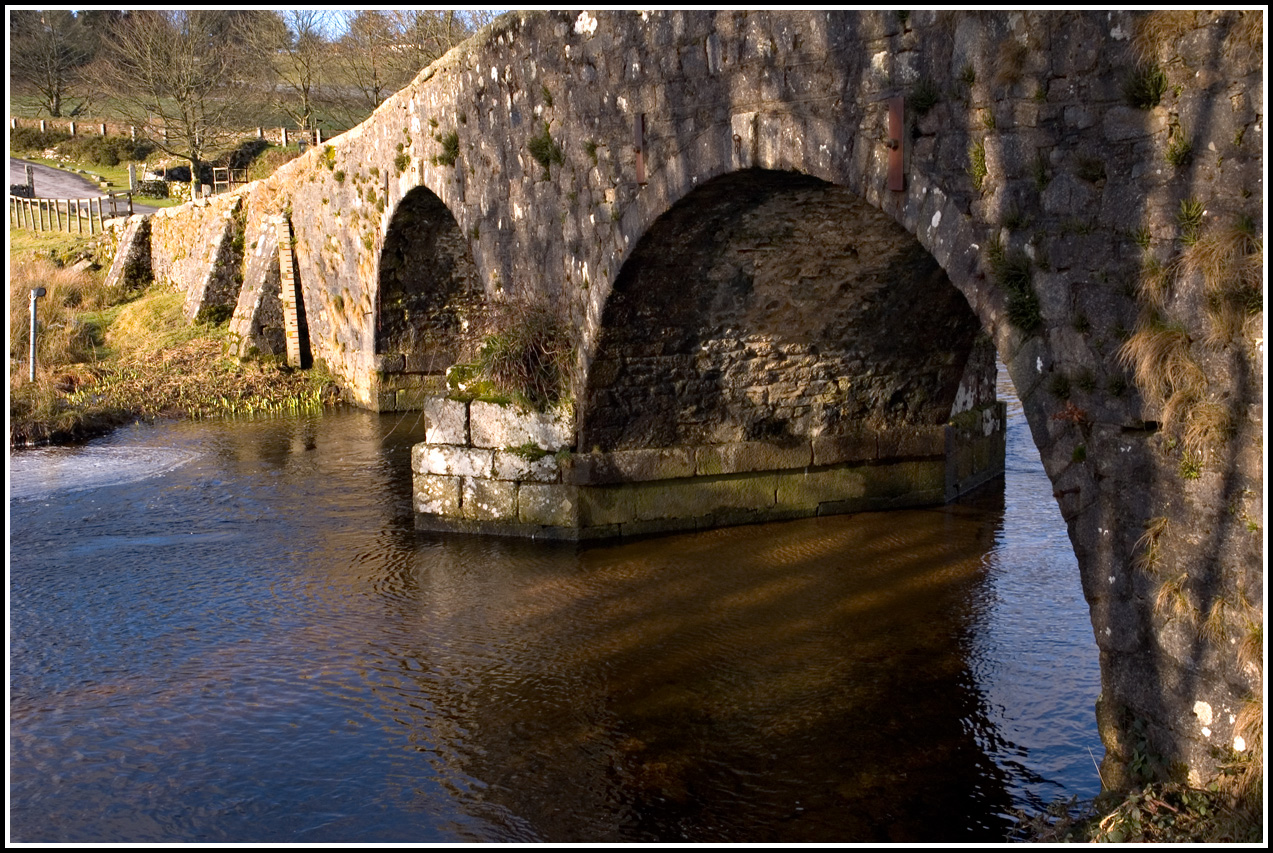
10;9;93;118
98;11;270;189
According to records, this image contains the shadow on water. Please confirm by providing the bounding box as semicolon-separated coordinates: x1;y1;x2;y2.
8;372;1099;843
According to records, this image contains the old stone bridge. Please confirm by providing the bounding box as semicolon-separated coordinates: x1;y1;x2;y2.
105;10;1262;796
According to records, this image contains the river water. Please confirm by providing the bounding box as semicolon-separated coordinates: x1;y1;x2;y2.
8;374;1102;842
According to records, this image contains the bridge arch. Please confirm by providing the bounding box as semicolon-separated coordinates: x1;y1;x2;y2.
373;184;489;409
145;10;1257;792
579;168;995;456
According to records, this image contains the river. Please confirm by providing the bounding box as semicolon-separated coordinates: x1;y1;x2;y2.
8;372;1102;842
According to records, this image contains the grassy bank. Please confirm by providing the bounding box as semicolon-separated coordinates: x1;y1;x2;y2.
9;230;341;447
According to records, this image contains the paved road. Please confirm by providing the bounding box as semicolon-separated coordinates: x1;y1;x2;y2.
10;157;159;214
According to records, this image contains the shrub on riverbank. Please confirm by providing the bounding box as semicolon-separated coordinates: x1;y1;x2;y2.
9;235;341;446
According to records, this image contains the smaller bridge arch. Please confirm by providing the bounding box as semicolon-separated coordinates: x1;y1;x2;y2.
373;184;489;411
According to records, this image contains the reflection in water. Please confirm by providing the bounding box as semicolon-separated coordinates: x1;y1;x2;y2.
9;376;1101;842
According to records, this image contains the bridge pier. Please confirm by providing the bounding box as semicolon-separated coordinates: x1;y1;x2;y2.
413;396;1005;539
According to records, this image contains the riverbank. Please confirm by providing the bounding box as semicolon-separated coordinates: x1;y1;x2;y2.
9;229;341;447
1011;779;1262;842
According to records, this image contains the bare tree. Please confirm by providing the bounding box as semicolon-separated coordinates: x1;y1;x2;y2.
333;10;497;121
390;10;495;77
99;11;269;192
334;10;401;118
259;10;333;134
10;9;93;117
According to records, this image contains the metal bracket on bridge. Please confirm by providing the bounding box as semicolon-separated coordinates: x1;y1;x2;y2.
887;95;904;192
634;113;647;186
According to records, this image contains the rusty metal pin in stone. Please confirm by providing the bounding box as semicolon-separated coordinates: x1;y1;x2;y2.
887;95;904;192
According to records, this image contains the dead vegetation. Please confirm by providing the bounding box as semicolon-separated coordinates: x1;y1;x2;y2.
9;241;340;447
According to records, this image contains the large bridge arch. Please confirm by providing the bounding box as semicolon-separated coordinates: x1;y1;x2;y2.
579;168;994;455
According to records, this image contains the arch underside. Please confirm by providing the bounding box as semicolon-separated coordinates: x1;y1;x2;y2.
410;168;1006;543
374;186;488;410
581;170;994;454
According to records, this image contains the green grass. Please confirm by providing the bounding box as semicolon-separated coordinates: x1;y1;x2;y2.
528;123;564;178
1125;64;1168;109
14;155;190;210
8;227;103;261
987;238;1042;334
968;140;988;191
1166;134;1194;169
911;79;940;116
432;130;460;167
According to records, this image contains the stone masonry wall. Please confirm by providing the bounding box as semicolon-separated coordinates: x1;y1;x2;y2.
148;189;247;321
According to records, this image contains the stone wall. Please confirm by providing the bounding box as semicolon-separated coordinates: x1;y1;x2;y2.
226;214;286;360
148;190;247;320
580;170;988;451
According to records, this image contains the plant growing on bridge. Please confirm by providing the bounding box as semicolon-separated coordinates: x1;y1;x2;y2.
528;122;564;178
432;130;460;167
478;297;573;410
1032;152;1050;191
1131;11;1197;65
968;140;988;191
1124;63;1168;109
986;238;1041;334
1166;133;1193;169
910;78;940;116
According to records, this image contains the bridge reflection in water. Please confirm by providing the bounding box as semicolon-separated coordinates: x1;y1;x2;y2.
8;374;1099;843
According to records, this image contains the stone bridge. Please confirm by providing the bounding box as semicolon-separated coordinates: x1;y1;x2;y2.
106;10;1262;796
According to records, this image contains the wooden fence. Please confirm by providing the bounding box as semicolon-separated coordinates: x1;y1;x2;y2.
10;117;342;149
9;192;135;234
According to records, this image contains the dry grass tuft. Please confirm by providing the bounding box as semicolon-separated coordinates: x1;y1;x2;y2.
1182;216;1262;296
1134;516;1170;574
9;256;128;368
1132;11;1198;65
1181;400;1234;458
1179;216;1264;346
1118;319;1204;406
1237;615;1262;675
1137;256;1176;310
1154;572;1199;625
1228;693;1263;809
996;39;1029;86
1203;597;1234;643
1225;10;1264;59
